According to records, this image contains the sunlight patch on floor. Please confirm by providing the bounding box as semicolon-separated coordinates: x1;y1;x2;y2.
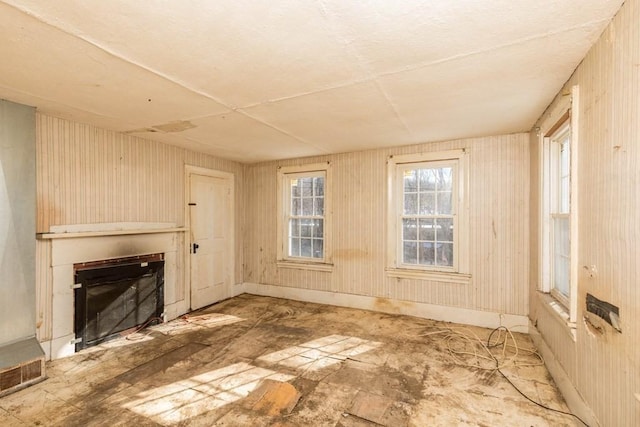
121;334;379;424
258;334;382;371
151;313;245;336
122;362;294;425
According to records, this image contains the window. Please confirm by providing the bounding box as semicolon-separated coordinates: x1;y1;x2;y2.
387;150;469;283
550;122;571;305
540;86;579;326
400;162;455;268
277;163;331;267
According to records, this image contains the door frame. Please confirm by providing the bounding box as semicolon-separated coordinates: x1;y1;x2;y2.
184;165;235;310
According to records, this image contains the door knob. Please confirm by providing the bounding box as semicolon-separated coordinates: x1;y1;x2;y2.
192;243;199;254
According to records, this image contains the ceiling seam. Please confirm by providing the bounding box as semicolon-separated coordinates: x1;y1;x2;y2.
238;77;372;109
315;0;415;137
0;1;329;154
237;17;614;110
0;82;129;125
374;17;615;80
124;128;273;163
235;109;333;155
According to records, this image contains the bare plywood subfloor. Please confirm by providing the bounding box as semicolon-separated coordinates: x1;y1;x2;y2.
0;295;573;426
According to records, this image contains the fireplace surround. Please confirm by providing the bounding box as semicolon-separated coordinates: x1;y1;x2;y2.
37;226;187;360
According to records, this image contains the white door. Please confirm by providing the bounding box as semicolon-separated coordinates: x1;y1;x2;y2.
189;171;233;310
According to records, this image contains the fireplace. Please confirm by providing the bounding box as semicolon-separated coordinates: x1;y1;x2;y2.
38;229;183;360
73;254;165;351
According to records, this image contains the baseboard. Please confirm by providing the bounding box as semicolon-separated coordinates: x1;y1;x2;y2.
528;320;600;427
242;282;528;333
232;282;246;297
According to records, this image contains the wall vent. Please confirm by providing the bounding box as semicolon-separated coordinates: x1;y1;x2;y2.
0;337;46;397
586;293;621;332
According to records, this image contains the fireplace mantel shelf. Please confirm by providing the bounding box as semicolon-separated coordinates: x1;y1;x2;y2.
37;227;187;239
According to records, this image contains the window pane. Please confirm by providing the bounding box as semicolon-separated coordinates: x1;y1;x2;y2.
419;192;435;215
403;242;418;264
289;238;300;257
300;238;312;257
300;219;313;237
285;172;326;260
560;140;570;176
418;218;435;241
418;242;435;265
437;243;454;267
313;239;323;258
554;136;571;215
300;178;313;196
419;169;436;191
403;218;417;240
553;230;569;295
314;197;324;216
437;191;452;215
291;197;301;215
313;219;323;238
437;167;453;191
404;193;418;215
436;218;453;242
314;177;324;196
560;176;569;213
554;256;570;297
404;170;417;191
554;217;570;256
290;219;300;237
302;197;313;215
553;217;570;297
291;179;300;197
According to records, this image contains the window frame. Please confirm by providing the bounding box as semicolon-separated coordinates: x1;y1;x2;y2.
386;150;470;284
539;85;579;325
277;162;332;267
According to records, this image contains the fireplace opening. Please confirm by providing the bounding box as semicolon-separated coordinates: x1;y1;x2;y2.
73;254;165;351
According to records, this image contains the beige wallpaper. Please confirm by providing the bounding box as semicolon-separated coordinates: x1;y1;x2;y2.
35;114;246;340
245;133;530;316
529;0;640;424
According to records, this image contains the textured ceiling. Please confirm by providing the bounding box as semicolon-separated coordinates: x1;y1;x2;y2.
0;1;624;163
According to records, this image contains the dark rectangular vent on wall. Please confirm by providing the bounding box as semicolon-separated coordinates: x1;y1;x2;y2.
586;293;621;332
74;254;165;351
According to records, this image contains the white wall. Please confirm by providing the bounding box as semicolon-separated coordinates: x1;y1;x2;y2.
245;133;530;317
530;0;640;425
0;100;36;345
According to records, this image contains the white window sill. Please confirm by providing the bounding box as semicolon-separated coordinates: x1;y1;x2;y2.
538;292;577;341
277;261;334;272
386;268;471;284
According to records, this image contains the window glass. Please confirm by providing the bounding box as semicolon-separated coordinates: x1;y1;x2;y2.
548;121;571;306
553;217;570;298
286;174;325;260
400;165;455;268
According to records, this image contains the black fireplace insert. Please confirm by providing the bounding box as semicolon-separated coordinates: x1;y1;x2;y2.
73;254;164;351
